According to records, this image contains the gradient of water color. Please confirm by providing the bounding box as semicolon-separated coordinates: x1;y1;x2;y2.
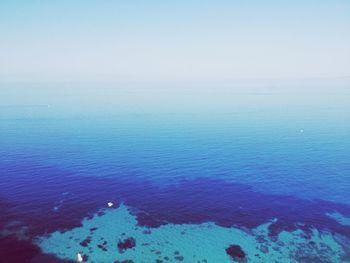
0;81;350;262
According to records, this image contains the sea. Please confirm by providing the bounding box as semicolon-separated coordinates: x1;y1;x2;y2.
0;80;350;262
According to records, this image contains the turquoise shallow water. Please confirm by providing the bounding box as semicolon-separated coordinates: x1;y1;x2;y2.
36;204;347;263
0;81;350;262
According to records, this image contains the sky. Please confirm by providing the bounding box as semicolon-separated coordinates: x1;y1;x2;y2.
0;0;350;81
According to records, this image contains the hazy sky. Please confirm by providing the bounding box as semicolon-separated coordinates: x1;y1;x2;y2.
0;0;349;81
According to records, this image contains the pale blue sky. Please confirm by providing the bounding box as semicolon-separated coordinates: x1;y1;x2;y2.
0;0;349;81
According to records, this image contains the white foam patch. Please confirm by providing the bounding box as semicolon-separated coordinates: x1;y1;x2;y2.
35;204;348;262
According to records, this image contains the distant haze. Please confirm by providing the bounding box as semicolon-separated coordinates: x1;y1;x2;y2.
0;0;350;81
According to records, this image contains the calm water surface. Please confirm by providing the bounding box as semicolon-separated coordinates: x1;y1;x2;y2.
0;82;350;262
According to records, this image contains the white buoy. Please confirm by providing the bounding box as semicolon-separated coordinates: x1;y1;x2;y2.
107;202;113;208
76;252;83;262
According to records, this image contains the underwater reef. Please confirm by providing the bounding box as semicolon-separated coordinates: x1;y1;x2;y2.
1;160;350;262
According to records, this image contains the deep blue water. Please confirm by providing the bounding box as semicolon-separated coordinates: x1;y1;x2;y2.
0;82;350;262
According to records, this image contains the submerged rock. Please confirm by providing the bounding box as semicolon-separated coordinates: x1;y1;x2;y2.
276;240;285;246
260;245;269;254
225;244;246;262
174;255;184;261
117;237;136;252
79;237;91;247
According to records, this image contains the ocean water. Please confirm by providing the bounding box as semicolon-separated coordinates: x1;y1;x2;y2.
0;81;350;262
